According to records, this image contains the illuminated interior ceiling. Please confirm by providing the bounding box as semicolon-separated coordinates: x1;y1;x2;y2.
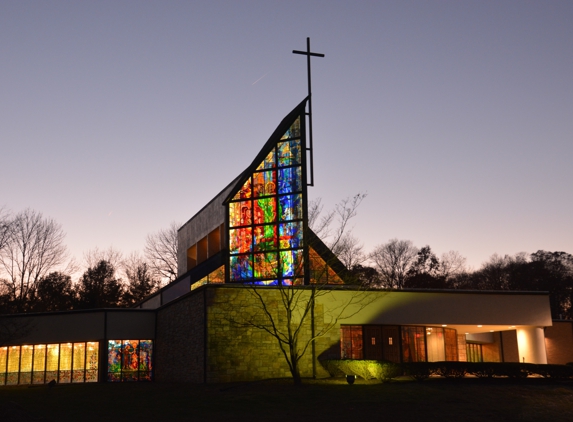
225;99;309;285
422;324;522;335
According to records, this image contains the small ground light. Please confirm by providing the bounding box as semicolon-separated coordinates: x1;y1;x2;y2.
346;375;356;385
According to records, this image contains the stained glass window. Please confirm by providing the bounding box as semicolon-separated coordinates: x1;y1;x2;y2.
107;339;153;382
227;115;306;285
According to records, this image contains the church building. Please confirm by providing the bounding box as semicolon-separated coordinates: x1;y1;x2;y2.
1;98;572;386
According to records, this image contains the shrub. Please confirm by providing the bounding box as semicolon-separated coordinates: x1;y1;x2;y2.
368;361;403;382
403;362;431;381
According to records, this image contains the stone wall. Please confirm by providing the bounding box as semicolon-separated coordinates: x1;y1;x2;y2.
205;287;324;383
155;290;205;382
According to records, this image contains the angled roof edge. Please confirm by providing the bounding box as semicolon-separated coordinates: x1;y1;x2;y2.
308;229;349;280
223;97;308;204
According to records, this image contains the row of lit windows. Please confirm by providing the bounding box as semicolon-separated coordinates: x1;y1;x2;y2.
341;325;459;363
0;342;98;386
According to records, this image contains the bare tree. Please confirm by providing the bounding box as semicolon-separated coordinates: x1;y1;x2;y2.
309;193;367;268
0;209;70;311
0;207;12;252
144;222;179;285
439;250;468;280
83;246;124;270
369;239;419;289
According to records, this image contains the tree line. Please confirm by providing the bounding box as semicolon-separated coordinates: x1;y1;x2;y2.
349;239;573;320
0;208;179;314
2;206;572;320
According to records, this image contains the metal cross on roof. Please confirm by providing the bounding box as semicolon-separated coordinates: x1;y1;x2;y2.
293;38;324;187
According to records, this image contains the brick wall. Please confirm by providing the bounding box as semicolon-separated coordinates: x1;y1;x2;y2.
545;321;573;365
155;289;205;382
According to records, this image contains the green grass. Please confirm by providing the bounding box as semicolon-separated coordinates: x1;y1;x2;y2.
1;377;573;421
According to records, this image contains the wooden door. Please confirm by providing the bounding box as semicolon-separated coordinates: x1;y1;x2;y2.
382;326;401;363
363;326;383;360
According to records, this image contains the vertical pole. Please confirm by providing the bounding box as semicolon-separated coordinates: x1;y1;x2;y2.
306;37;315;187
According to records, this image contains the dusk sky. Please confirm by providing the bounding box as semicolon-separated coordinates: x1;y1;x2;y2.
2;1;572;271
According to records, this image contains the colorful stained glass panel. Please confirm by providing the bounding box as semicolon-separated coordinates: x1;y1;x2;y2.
280;117;300;140
256;149;276;170
277;140;301;167
279;194;302;221
280;249;303;278
229;228;252;254
253;225;277;252
278;166;302;194
254;253;278;279
229;201;252;227
279;222;303;249
253;171;277;197
230;255;253;281
254;198;276;224
231;178;251;200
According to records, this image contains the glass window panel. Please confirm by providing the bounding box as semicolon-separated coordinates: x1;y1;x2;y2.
33;345;46;372
139;340;153;377
0;347;7;376
280;116;300;139
279;194;302;221
426;327;446;362
278;166;302;194
122;340;139;381
253;171;277;197
230;255;253;281
254;253;278;279
444;328;459;361
229;227;252;255
86;342;99;382
7;346;21;384
45;344;59;383
20;345;33;372
253;225;277;252
401;327;427;363
277;140;301;167
59;343;72;383
256;149;275;170
231;178;251;200
229;201;252;227
340;326;363;359
279;222;303;249
254;198;276;225
107;340;122;380
73;343;85;370
280;249;303;278
19;345;33;384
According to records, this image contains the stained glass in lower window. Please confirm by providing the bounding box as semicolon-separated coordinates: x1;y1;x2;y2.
254;253;278;279
279;222;303;249
107;340;153;382
230;255;252;281
280;249;303;278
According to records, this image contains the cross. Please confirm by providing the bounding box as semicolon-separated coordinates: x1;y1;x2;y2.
293;38;324;187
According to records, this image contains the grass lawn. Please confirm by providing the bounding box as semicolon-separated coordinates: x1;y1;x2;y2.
1;377;573;421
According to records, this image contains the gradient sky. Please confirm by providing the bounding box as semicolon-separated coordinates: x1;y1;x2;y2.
2;0;572;271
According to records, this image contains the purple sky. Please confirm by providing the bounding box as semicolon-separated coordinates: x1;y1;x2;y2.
2;1;572;271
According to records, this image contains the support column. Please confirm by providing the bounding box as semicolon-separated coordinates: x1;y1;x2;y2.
516;327;547;364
